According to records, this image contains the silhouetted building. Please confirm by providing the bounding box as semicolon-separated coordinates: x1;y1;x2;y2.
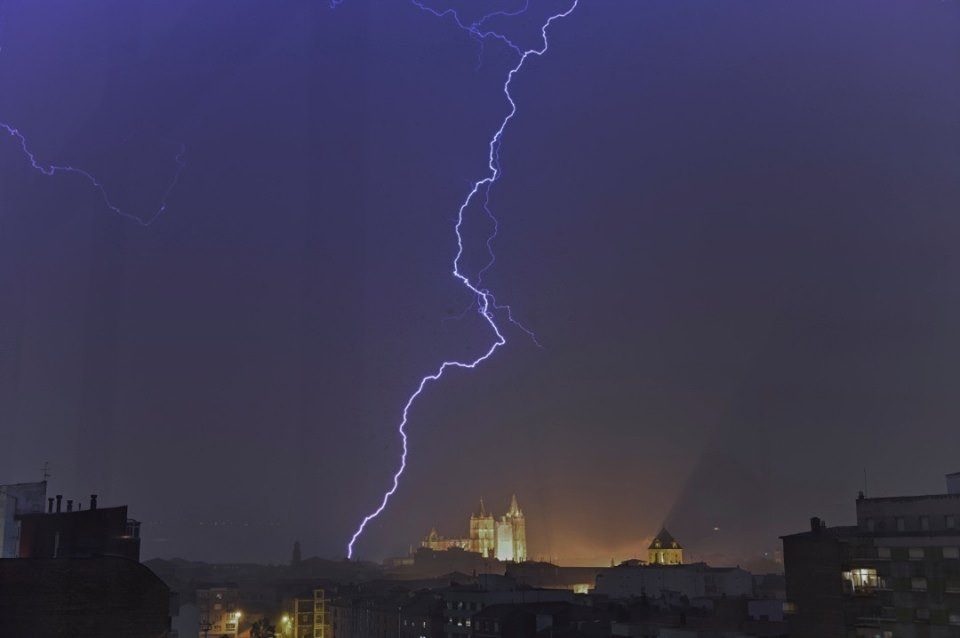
594;561;753;600
16;493;141;560
389;546;505;580
0;480;46;557
507;561;610;594
470;601;595;638
782;472;960;638
399;591;444;638
0;556;172;637
329;588;402;638
439;584;575;638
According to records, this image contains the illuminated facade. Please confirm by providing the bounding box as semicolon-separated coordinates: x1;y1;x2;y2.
197;587;241;637
293;589;327;638
422;495;527;562
470;500;496;558
648;527;683;565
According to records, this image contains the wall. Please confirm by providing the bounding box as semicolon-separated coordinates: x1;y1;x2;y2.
0;481;46;558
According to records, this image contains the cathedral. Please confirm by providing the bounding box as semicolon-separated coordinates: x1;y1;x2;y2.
422;495;527;562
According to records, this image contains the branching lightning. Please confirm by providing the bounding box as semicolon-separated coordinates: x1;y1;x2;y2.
1;0;573;560
345;0;577;559
0;122;185;226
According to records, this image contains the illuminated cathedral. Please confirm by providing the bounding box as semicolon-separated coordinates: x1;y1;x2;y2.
422;495;527;562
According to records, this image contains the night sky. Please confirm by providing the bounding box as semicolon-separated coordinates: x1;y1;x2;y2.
1;0;959;565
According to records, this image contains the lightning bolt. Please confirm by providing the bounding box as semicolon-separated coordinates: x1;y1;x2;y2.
345;0;578;559
0;123;185;226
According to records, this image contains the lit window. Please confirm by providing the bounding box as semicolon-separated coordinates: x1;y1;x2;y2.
896;517;906;532
783;602;797;614
944;547;960;559
877;546;891;559
909;547;925;560
843;568;879;593
949;612;960;626
920;516;930;531
911;577;928;591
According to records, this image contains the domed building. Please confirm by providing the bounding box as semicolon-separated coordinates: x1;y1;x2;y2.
648;527;683;565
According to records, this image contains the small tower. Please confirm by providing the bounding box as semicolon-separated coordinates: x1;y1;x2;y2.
291;540;302;566
648;527;683;565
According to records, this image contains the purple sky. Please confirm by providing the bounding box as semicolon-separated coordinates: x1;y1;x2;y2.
1;0;959;564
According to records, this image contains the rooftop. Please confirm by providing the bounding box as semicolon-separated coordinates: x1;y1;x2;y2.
648;527;681;550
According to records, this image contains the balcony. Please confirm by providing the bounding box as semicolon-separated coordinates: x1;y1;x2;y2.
843;568;888;595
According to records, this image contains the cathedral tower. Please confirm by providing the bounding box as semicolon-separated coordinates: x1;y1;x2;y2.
495;494;527;562
469;499;496;558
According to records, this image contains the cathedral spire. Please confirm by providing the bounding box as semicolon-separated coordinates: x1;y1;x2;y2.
508;494;522;517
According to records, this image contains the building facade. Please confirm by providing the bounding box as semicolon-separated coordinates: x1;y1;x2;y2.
782;473;960;638
423;496;527;563
0;557;172;638
16;495;141;560
594;562;753;600
398;591;444;638
439;585;574;638
293;589;327;638
0;481;47;558
197;586;242;637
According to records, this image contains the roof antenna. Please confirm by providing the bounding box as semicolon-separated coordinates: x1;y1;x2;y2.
41;461;51;481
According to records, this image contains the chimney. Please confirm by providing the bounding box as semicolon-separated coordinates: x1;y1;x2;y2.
55;495;62;513
66;500;73;512
947;473;960;496
810;517;822;533
90;494;98;510
47;497;54;513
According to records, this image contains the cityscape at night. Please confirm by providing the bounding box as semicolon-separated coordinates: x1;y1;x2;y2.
1;0;959;637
